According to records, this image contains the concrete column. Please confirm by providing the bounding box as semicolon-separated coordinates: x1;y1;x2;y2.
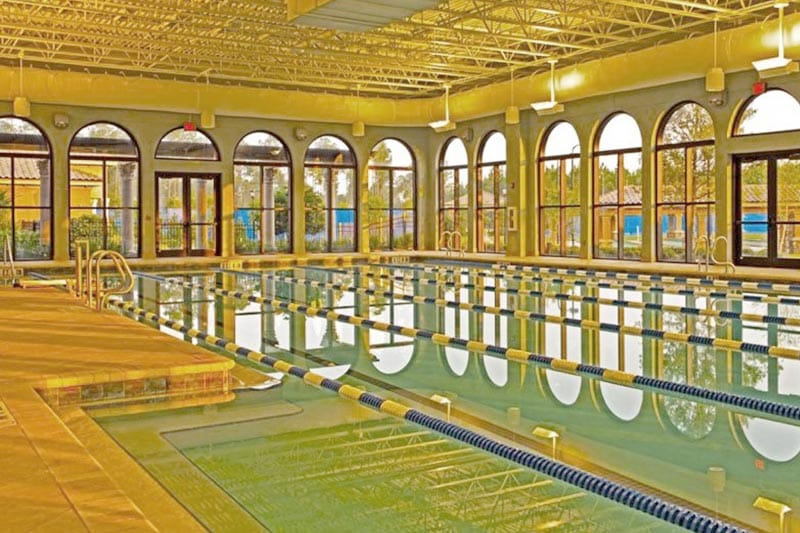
220;166;233;257
714;121;732;263
120;162;136;256
505;122;526;257
139;153;156;260
416;145;432;251
291;153;306;255
640;135;656;262
527;125;539;258
358;161;369;253
578;125;593;260
263;168;275;251
466;146;477;253
51;139;69;262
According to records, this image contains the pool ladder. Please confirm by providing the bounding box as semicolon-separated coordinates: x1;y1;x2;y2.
440;230;465;257
694;235;735;277
73;240;135;311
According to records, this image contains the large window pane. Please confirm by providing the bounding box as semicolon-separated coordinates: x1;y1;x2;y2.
0;118;52;260
304;135;355;252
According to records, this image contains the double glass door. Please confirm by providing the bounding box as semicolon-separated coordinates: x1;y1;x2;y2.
157;173;219;257
735;152;800;267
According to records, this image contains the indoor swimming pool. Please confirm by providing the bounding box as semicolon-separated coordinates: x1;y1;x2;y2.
97;261;800;532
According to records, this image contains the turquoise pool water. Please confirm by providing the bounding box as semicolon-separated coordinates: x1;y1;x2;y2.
98;262;800;531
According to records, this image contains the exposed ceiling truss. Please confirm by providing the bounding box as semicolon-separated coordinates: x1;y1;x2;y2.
0;0;791;97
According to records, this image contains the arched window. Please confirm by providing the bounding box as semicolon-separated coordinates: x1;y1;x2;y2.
233;132;291;254
734;89;800;136
155;128;219;160
593;113;642;260
438;138;468;249
656;103;715;263
69;122;140;257
368;139;416;250
539;121;581;257
304;135;356;252
0;117;52;260
477;131;507;253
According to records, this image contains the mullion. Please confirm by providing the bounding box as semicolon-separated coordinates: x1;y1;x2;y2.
769;158;778;261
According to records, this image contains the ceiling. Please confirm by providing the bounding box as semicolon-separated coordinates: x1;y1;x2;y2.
0;0;791;98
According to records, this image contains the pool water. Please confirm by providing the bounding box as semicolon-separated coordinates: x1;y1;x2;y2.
97;262;800;532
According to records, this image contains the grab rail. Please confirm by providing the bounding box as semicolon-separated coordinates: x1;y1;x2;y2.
710;235;735;275
439;230;465;257
694;234;735;277
75;247;134;310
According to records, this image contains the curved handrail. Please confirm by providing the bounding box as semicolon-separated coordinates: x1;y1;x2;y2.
710;235;735;275
451;230;465;257
82;249;135;310
439;231;453;254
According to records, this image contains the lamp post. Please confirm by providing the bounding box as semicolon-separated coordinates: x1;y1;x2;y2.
532;426;560;459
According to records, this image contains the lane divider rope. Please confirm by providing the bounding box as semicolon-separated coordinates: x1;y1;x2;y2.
108;295;744;533
355;263;800;305
305;263;800;309
221;268;800;360
139;272;800;425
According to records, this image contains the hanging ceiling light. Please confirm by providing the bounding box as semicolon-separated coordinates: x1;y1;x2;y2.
531;59;564;116
706;17;725;92
753;1;798;78
13;51;30;118
505;68;520;125
429;84;456;132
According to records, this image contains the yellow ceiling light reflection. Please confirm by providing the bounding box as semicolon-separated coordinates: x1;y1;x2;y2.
559;70;585;92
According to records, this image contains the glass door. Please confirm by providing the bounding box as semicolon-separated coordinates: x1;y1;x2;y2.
156;173;219;257
735;152;800;267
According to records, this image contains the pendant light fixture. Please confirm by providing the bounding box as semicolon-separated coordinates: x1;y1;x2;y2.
352;84;365;137
505;68;520;125
753;1;798;78
429;83;456;132
705;17;725;92
531;59;564;116
13;51;30;118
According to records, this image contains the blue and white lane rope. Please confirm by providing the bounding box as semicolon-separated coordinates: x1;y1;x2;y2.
109;296;743;533
219;268;800;360
137;272;800;425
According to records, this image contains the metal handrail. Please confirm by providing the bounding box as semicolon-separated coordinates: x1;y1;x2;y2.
439;231;453;255
451;230;465;257
710;235;735;275
74;239;90;299
79;249;134;310
693;235;710;275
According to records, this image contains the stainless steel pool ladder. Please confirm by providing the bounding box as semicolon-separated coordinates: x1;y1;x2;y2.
694;235;735;277
1;235;23;285
439;230;465;257
74;241;135;311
